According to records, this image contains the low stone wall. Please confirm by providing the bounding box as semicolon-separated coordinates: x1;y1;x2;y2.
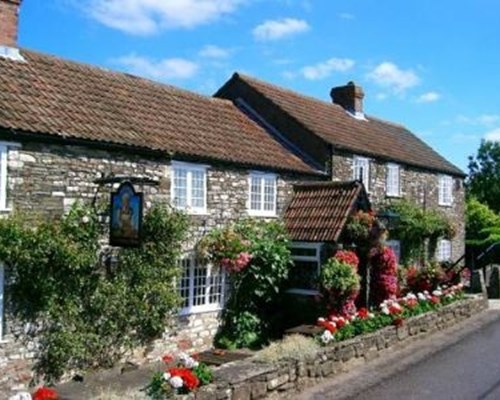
194;295;488;400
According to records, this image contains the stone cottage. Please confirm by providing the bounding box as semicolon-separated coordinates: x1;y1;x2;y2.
216;73;466;289
0;0;465;394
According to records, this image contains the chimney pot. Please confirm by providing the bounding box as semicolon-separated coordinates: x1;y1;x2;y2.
0;0;22;47
330;81;365;117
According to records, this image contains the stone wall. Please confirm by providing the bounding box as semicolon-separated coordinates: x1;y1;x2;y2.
331;151;466;261
191;295;488;400
0;139;309;394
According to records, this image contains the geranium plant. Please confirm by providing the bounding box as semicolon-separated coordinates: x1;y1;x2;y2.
9;387;59;400
370;245;399;306
145;353;212;399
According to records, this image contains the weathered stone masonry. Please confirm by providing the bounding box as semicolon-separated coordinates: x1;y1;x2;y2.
0;139;312;395
331;151;465;260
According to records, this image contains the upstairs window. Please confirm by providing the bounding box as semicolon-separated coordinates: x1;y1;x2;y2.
438;175;453;206
353;156;370;191
248;173;277;216
171;162;207;214
437;239;452;262
179;256;226;315
386;163;400;197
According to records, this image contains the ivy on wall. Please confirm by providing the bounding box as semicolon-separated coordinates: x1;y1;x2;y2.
0;202;189;382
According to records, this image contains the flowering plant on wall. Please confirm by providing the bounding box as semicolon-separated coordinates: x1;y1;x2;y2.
198;227;252;273
370;245;399;306
145;352;213;398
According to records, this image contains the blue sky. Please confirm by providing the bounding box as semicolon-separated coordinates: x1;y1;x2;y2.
17;0;500;171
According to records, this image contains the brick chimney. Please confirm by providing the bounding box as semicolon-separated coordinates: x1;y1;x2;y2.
0;0;21;47
330;81;365;118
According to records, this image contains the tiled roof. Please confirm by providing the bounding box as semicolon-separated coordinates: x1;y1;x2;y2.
228;73;464;177
0;50;319;175
284;181;369;242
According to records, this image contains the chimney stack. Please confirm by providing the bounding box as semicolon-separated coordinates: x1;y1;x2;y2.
330;81;365;118
0;0;21;47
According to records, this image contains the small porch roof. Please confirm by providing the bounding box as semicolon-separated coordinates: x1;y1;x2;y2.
284;180;370;243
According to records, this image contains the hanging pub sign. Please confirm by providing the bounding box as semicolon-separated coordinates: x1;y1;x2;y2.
110;181;143;247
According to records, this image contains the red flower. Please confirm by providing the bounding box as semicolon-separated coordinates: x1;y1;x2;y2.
357;308;370;319
168;367;200;391
162;354;174;364
33;387;59;400
431;295;441;305
334;250;360;269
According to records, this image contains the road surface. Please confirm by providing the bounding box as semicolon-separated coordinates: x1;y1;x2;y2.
299;302;500;400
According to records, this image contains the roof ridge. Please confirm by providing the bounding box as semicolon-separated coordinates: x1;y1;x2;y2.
19;47;230;106
235;72;349;113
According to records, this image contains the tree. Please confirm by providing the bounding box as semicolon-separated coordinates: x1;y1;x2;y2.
468;140;500;213
466;197;500;247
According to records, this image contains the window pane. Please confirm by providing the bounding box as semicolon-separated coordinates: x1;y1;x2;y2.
208;269;225;305
173;168;187;207
250;176;262;210
288;261;319;290
290;247;318;257
193;264;208;306
263;177;275;211
191;170;205;208
179;259;191;308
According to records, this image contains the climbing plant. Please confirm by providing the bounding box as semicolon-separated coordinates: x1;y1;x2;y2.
0;202;189;382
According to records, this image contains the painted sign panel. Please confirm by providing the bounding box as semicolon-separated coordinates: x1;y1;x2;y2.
110;182;143;247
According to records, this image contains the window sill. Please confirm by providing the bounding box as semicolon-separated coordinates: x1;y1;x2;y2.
247;211;278;218
385;193;401;199
438;203;453;208
0;208;12;213
179;305;223;316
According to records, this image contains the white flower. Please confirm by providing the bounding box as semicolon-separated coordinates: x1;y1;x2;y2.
318;317;325;323
417;292;426;301
169;376;184;388
163;372;171;381
9;393;32;400
369;313;375;319
320;330;334;344
381;306;390;315
82;216;90;224
432;290;442;297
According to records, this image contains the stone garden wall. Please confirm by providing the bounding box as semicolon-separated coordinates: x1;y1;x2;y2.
192;295;487;400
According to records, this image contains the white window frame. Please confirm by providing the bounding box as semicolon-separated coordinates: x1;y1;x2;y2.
437;239;452;262
0;263;4;340
248;172;277;217
0;144;9;211
438;175;453;206
386;163;401;197
287;242;322;295
171;161;208;215
386;240;401;265
353;156;370;192
179;255;226;315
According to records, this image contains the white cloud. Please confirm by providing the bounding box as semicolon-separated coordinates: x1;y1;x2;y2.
339;12;355;20
115;54;199;80
416;91;441;103
87;0;244;35
366;62;420;93
484;128;500;141
376;93;388;101
300;58;355;80
253;18;310;41
198;45;231;59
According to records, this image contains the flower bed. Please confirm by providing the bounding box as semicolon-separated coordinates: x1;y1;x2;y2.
188;295;487;400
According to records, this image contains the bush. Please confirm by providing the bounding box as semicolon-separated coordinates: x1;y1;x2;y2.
319;252;360;315
0;202;189;382
403;262;447;293
370;245;399;306
254;334;320;364
201;219;293;348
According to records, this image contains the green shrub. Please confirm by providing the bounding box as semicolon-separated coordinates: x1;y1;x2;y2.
0;202;189;382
